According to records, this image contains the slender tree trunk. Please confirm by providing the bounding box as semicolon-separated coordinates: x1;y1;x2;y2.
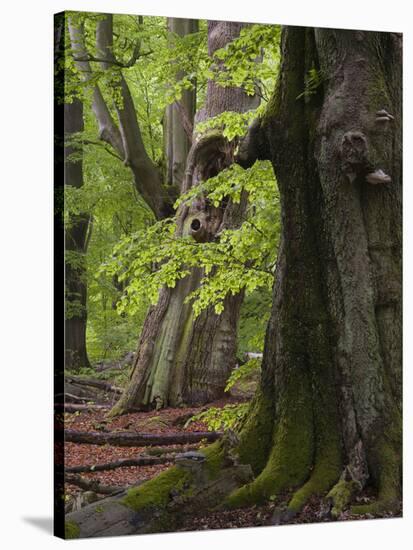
68;16;175;221
64;98;91;371
164;18;198;190
109;21;259;415
231;26;402;518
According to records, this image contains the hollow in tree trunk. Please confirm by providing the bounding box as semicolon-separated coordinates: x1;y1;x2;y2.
109;21;259;415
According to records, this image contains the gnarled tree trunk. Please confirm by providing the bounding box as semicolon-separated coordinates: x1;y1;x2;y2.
231;25;402;518
109;21;259;414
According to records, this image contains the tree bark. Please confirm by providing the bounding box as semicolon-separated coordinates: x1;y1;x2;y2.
109;21;259;415
164;18;198;191
232;26;402;519
68;15;174;220
64;97;91;371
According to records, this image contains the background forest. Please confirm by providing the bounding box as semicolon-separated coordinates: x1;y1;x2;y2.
63;13;280;382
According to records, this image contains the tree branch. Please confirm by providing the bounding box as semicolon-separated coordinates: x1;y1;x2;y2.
68;19;125;158
96;15;174;219
73;48;153;68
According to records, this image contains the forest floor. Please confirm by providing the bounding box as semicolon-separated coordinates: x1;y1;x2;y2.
63;390;401;532
64;396;237;497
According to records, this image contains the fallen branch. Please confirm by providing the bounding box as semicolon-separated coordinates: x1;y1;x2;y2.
57;403;110;413
56;393;97;404
65;455;172;473
65;474;125;495
145;444;200;456
65;429;221;447
65;376;123;395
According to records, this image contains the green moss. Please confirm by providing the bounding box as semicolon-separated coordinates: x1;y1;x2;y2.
327;479;360;518
287;332;342;513
122;466;192;511
237;391;274;475
202;441;226;479
351;388;401;517
65;520;80;540
288;453;341;513
226;370;314;508
351;436;401;516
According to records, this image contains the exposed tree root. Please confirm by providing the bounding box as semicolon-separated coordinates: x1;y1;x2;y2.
326;478;361;518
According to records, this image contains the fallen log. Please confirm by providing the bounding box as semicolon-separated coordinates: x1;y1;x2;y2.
64;429;221;447
65;474;125;495
65;376;123;395
65;455;172;473
145;444;200;456
57;403;110;413
57;393;97;404
64;441;253;538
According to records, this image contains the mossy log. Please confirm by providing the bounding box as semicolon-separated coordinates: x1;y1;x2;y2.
64;442;253;539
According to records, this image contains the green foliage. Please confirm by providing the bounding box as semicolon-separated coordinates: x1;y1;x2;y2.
195;109;263;141
225;358;261;392
185;403;250;432
63;111;154;362
103;160;280;318
237;286;272;355
185;357;261;432
296;67;325;100
212;24;281;100
63;12;282;365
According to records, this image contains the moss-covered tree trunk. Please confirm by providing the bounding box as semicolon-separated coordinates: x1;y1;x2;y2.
232;26;402;518
109;21;259;415
64;98;91;371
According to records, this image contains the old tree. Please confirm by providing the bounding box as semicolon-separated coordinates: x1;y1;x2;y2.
65;23;402;538
65;15;265;409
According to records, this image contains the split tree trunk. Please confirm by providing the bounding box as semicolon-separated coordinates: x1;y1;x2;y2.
64;98;91;371
109;21;259;414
